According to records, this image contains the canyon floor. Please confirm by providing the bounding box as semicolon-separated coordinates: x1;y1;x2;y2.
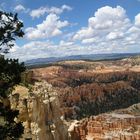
16;57;140;139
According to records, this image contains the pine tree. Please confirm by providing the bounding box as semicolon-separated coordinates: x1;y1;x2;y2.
0;11;25;139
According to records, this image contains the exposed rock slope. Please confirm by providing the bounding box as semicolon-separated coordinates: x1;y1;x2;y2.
69;104;140;140
10;81;68;140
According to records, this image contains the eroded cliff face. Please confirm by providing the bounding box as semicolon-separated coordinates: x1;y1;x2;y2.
10;82;140;140
32;66;140;119
10;81;68;140
69;104;140;140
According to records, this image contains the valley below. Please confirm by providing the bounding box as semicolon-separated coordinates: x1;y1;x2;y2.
13;57;140;140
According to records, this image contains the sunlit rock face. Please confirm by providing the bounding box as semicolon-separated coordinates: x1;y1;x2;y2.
10;82;140;140
69;104;140;140
10;81;68;140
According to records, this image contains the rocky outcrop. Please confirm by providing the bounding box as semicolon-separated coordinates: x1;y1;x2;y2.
69;113;140;140
10;83;140;140
68;104;140;140
10;81;68;140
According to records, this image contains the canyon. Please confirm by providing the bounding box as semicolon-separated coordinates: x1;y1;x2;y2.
11;58;140;139
31;59;140;119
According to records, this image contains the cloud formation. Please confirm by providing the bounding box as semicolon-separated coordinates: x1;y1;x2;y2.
14;4;25;12
73;6;140;52
7;5;140;61
7;40;101;61
73;6;131;41
26;13;69;40
30;5;72;18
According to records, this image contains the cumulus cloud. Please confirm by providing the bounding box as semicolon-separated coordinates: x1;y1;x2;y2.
30;4;72;18
26;14;69;40
7;41;54;61
6;40;102;61
73;6;131;41
72;5;140;54
14;4;25;12
106;31;124;40
6;6;140;61
89;6;129;29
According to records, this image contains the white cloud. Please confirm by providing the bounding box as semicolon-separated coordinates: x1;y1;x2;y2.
30;7;47;18
60;40;74;46
72;6;140;52
6;6;140;61
73;6;131;41
106;31;124;40
30;5;72;18
6;41;98;61
89;6;129;29
14;4;25;12
82;38;97;44
135;13;140;27
7;39;131;62
26;14;69;40
7;41;54;61
62;5;72;11
73;27;94;40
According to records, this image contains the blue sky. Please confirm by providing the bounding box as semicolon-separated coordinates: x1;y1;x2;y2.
0;0;140;61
